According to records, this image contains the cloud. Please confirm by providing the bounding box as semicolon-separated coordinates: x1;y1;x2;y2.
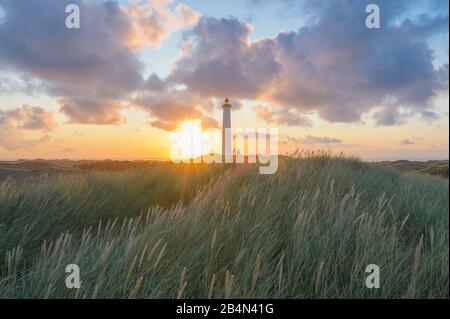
288;135;343;145
0;74;49;95
421;110;440;122
62;147;76;153
0;131;52;151
372;107;407;126
1;0;447;131
265;0;448;123
254;105;312;126
161;1;448;127
0;105;56;150
125;0;199;50
0;105;56;131
0;0;143;124
400;138;416;145
137;16;281;129
437;63;449;89
0;0;199;125
0;4;5;22
58;98;126;125
133;74;218;131
170;17;280;99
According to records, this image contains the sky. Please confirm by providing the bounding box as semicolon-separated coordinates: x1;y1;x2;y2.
0;0;448;160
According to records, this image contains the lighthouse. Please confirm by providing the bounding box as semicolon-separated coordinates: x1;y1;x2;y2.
222;98;232;161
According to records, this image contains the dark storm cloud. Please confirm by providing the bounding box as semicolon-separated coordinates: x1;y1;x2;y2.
163;0;448;126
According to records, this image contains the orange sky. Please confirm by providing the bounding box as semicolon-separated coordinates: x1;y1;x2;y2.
0;0;448;161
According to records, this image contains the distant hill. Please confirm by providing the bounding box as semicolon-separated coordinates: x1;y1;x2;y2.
75;160;168;171
1;158;448;182
376;160;448;179
0;160;80;182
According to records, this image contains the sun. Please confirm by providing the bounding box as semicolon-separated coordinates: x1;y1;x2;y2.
170;120;221;161
179;120;203;159
170;120;217;161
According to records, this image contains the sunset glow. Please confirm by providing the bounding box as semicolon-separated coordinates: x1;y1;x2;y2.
0;0;448;161
171;120;203;160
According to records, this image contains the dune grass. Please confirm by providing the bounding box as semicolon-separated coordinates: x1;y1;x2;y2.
0;153;448;299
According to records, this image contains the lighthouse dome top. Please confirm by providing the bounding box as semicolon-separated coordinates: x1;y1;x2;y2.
223;98;232;108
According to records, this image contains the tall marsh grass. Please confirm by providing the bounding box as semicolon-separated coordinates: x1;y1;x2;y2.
0;153;448;298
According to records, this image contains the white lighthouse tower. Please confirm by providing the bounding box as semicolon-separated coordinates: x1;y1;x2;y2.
222;98;232;161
